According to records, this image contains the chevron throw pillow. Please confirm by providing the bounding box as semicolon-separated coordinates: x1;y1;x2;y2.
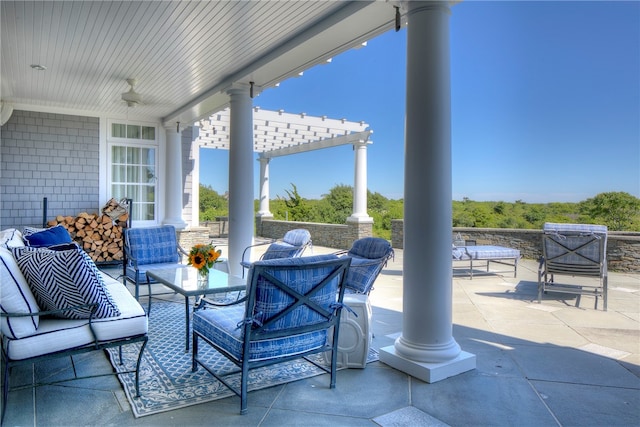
11;246;121;319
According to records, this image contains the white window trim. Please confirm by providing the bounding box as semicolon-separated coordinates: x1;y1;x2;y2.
103;118;162;227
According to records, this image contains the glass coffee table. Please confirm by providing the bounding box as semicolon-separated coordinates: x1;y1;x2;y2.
145;267;246;351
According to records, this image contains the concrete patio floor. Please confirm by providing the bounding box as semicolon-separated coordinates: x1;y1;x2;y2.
3;246;639;426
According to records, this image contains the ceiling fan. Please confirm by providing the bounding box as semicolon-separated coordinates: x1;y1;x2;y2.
121;78;143;107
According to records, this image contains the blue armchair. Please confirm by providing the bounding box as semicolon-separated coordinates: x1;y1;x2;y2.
123;225;187;313
240;228;312;275
192;254;351;414
340;237;394;295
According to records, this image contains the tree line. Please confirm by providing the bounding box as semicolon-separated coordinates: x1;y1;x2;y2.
199;184;640;239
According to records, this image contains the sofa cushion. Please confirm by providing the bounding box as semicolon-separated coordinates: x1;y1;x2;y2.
12;246;121;319
193;303;327;363
23;225;73;248
0;247;40;339
2;272;147;362
0;228;25;249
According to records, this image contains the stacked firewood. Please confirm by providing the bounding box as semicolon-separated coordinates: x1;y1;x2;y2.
45;199;129;263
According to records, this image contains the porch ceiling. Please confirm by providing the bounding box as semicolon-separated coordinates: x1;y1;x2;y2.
196;107;372;158
0;1;397;127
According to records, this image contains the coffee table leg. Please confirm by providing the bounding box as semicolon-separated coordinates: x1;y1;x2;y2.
184;295;190;352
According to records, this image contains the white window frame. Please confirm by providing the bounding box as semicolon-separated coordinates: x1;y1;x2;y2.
106;119;159;227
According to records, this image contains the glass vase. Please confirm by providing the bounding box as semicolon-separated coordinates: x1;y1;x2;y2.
197;270;209;289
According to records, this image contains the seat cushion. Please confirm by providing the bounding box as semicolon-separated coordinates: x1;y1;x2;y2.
348;237;392;260
462;246;520;260
253;255;341;332
193;304;327;363
12;246;121;319
344;256;383;294
261;242;299;260
2;272;147;361
92;274;148;342
0;247;40;339
282;229;311;246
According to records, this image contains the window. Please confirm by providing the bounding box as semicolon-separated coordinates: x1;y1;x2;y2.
108;121;158;224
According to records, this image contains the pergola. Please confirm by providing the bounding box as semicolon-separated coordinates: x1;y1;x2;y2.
194;107;373;222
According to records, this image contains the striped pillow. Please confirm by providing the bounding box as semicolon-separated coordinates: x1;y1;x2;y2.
11;246;120;319
0;247;40;339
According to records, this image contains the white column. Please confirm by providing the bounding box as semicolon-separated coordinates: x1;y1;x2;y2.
347;140;373;223
163;123;187;230
227;84;255;277
257;156;273;217
379;1;475;383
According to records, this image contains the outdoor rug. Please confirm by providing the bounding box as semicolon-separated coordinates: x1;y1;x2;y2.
106;299;378;418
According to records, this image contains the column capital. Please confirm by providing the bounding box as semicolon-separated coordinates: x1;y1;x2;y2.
163;121;184;133
401;0;452;15
226;82;263;98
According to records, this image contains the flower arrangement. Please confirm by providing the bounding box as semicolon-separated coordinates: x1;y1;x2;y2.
188;243;222;277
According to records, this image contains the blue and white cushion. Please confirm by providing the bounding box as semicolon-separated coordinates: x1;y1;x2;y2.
11;246;121;319
344;237;393;294
261;242;299;260
125;225;180;265
282;229;311;247
0;247;40;339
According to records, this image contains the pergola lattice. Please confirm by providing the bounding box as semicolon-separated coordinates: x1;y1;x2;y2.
195;107;372;157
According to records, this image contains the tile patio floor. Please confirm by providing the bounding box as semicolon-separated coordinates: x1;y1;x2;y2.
3;246;639;426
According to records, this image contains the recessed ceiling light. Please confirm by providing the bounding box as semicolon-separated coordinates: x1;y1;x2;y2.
30;64;47;71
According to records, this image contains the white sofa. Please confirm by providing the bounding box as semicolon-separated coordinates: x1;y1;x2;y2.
1;228;148;422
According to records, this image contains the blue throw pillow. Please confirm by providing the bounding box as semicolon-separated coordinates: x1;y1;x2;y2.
23;225;72;248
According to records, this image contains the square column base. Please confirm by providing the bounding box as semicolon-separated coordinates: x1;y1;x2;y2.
379;345;476;383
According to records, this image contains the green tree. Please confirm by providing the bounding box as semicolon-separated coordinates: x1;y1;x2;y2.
199;185;228;221
278;183;313;221
320;184;354;223
579;192;640;231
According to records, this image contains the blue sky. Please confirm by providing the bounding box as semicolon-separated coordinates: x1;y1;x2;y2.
200;1;640;203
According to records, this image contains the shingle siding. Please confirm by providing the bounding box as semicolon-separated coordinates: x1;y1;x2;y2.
1;110;100;229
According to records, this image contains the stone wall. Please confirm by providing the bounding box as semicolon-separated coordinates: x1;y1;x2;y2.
391;219;640;272
177;227;211;251
256;218;372;250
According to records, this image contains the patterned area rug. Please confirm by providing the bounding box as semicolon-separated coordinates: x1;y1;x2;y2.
106;299;378;418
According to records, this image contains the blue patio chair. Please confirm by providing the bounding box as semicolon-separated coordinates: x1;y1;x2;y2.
538;223;608;310
192;254;351;414
240;228;312;276
123;225;188;313
339;237;394;295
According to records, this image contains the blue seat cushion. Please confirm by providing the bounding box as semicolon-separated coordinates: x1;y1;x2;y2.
193;304;327;363
261;242;300;260
348;237;392;260
344;256;383;294
253;255;340;332
282;229;311;246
